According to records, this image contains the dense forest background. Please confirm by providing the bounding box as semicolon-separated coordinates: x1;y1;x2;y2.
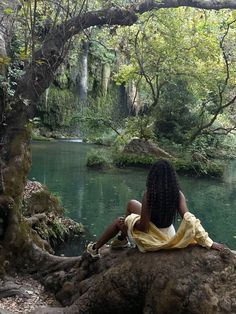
2;0;236;160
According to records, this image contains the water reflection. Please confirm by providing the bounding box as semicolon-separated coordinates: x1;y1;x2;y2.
30;141;236;254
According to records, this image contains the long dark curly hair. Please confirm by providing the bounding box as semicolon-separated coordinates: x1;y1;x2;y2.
146;160;180;228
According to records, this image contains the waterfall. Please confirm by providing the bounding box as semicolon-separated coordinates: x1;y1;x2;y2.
45;87;49;110
101;63;111;96
77;41;89;104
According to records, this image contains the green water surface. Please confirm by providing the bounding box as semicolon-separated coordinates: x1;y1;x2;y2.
30;141;236;254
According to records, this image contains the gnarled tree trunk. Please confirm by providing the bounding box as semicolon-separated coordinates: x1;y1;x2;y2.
0;7;138;274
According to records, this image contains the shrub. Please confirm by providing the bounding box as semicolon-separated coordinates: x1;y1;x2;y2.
86;149;112;169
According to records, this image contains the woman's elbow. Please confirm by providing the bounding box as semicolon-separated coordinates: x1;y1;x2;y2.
136;222;148;233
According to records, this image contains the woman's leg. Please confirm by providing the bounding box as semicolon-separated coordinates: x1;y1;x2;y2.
94;217;127;250
94;200;142;250
125;199;142;217
114;200;142;241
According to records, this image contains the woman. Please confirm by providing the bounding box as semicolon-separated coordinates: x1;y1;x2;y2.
87;160;224;258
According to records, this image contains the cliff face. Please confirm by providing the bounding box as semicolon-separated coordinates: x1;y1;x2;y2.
28;246;236;314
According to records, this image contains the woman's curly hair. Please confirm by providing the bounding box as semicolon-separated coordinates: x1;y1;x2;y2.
146;160;180;228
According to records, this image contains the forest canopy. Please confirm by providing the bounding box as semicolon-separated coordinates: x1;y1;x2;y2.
1;0;236;152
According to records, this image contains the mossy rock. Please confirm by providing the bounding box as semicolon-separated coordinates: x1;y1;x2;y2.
86;149;113;169
23;181;64;216
23;180;84;249
35;216;84;248
114;153;224;178
123;139;174;159
114;152;157;168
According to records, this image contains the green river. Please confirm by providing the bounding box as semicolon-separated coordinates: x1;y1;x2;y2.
30;141;236;254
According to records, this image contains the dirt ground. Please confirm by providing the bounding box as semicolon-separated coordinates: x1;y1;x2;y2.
0;274;60;314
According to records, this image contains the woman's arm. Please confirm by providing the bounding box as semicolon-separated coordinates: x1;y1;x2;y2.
179;191;225;251
178;191;189;218
211;242;225;251
134;192;150;232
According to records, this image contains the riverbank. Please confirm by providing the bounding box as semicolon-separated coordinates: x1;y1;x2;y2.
86;139;225;178
32;128;234;179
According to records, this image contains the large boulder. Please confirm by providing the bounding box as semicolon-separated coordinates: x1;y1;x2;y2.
28;246;236;314
123;139;174;159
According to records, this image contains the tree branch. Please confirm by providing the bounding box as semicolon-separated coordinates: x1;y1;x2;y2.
189;18;236;142
135;0;236;13
202;125;236;136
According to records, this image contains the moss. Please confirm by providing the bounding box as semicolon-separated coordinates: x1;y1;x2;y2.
9;128;31;158
114;152;224;177
23;189;64;216
4;128;31;200
38;86;78;130
22;182;84;249
114;152;157;168
34;216;84;248
173;159;224;178
86;149;113;169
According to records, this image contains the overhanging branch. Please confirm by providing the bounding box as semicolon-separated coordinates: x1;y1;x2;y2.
136;0;236;13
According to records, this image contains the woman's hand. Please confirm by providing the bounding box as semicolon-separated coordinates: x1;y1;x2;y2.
211;242;225;251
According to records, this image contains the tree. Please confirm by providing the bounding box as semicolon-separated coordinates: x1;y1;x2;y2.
1;0;236;311
113;7;236;144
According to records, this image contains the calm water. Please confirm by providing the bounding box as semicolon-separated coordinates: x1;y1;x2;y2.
30;141;236;254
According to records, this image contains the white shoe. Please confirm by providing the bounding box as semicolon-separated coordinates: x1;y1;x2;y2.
87;242;100;258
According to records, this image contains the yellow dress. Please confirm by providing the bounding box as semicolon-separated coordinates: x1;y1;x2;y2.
125;212;213;252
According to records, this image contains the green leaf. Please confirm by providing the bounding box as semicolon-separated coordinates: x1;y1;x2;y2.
3;8;14;15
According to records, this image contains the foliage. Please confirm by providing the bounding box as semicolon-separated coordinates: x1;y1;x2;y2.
155;78;198;143
111;8;236;144
86;149;113;169
89;38;116;65
34;217;68;245
72;91;123;139
114;152;157;168
114;152;224;177
173;159;224;178
0;35;25;97
123;116;155;140
37;86;77;130
8;1;236;151
3;0;236;159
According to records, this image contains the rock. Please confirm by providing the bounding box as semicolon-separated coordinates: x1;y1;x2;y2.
28;246;236;314
23;181;63;216
0;309;14;314
22;180;84;250
123;139;174;159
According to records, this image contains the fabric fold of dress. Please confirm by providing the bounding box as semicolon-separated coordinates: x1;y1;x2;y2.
125;212;213;252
